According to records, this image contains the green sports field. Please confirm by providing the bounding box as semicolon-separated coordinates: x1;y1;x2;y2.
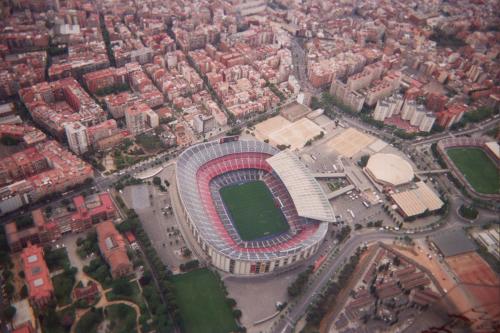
172;269;238;333
446;147;499;194
220;180;289;241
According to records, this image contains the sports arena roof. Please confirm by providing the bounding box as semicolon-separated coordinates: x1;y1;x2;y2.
266;150;336;223
390;182;444;217
366;153;414;186
485;141;499;159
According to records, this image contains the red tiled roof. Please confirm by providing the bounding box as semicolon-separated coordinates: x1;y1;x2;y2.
73;282;99;300
96;221;132;277
20;244;53;301
71;192;115;221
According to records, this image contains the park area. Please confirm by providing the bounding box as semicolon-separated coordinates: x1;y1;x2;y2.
220;180;289;241
446;147;499;194
75;303;136;333
172;269;239;333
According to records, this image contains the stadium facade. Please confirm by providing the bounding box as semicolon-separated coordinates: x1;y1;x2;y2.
175;138;335;275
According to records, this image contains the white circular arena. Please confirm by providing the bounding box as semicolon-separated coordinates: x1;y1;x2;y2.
365;153;414;187
175;138;335;275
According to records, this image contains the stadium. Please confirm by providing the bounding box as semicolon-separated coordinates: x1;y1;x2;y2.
437;137;499;200
175;138;335;275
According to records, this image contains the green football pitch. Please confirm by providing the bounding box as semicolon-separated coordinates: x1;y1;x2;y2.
446;147;499;194
172;269;238;333
219;180;289;241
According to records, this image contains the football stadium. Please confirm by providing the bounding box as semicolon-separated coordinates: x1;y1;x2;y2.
175;137;335;275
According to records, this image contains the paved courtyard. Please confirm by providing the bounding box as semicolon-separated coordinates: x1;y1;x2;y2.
61;232;92;284
224;264;305;333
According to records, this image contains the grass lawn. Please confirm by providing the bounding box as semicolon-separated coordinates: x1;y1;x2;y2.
41;307;75;333
446;148;499;194
113;150;142;170
106;303;137;333
172;269;238;333
75;308;103;333
220;180;289;240
52;270;76;306
135;133;164;151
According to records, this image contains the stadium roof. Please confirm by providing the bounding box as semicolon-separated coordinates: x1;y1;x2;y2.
176;139;328;261
366;153;414;186
431;229;477;257
485;141;499;159
391;182;444;217
266;150;336;223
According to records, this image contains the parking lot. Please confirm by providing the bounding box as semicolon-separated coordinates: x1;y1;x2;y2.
331;191;390;227
121;169;190;272
299;145;344;173
297;141;391;228
224;269;294;332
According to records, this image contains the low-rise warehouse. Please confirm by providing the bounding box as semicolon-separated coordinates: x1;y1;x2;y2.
390;182;444;218
430;229;477;258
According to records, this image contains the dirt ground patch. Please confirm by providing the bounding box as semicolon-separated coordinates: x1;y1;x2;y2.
326;128;375;158
254;115;290;138
254;116;323;149
445;252;500;322
397;241;500;329
281;102;310;121
446;252;499;286
395;241;455;293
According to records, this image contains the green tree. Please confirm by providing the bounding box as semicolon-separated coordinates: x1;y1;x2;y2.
4;281;14;298
112;278;133;296
15;215;34;230
232;309;242;319
182;248;192;257
310;96;322;110
336;225;352;242
227;127;242;136
393;256;401;267
459;204;478;220
429;28;466;48
358;155;370;167
2;305;16;322
226;298;237;308
0;135;22;146
20;285;28;298
287;266;314;298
